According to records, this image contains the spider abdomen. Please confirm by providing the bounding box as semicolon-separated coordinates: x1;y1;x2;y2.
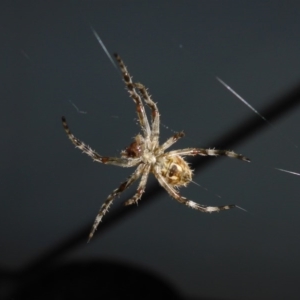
158;155;192;187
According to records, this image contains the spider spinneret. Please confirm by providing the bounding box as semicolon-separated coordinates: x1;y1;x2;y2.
62;53;250;241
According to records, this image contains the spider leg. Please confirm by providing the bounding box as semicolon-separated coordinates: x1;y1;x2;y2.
124;164;151;206
62;117;140;167
114;53;151;140
134;82;160;145
154;166;235;213
88;163;145;241
166;148;250;162
160;131;185;151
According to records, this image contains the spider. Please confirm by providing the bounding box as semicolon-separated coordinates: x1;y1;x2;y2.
62;53;250;241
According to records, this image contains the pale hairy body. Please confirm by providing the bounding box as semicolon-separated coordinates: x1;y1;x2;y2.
62;53;250;241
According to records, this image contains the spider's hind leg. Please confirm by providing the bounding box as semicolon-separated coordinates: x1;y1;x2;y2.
124;164;151;206
154;166;236;213
88;163;144;241
160;131;185;151
167;148;250;163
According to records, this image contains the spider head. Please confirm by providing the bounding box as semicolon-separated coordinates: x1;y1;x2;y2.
121;134;144;158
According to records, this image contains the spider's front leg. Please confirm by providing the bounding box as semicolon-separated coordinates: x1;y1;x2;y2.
134;82;160;145
114;53;151;140
61;117;140;167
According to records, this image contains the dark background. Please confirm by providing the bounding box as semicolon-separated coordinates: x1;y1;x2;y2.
2;1;300;299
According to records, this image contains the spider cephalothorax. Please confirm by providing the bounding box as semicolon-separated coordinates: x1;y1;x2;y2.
62;53;250;241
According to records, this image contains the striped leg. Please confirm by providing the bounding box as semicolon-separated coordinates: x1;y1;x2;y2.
160;131;185;151
134;82;160;145
88;164;145;241
114;54;151;140
154;166;235;213
166;148;250;162
62;117;140;167
124;164;151;206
